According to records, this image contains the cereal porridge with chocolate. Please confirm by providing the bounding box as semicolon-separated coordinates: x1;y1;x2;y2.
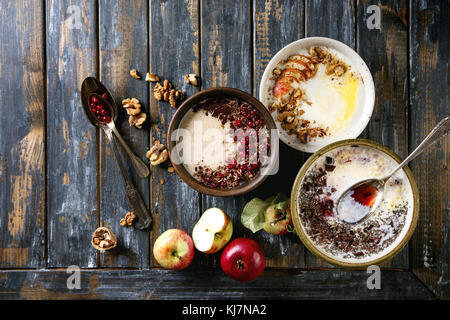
297;145;415;263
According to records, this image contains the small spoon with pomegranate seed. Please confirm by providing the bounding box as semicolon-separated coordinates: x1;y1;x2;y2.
336;116;450;224
81;77;149;178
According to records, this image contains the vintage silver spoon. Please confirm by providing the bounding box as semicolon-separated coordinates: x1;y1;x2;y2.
81;77;149;178
336;116;450;224
80;79;152;229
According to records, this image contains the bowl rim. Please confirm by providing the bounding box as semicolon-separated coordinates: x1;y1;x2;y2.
290;138;420;268
259;36;376;153
167;87;279;197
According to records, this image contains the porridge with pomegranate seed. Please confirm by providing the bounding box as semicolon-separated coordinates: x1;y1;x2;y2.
174;97;271;190
297;145;415;263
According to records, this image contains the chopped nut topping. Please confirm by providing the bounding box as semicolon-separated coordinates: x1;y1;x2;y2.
130;69;141;79
185;73;198;86
145;72;160;82
146;140;168;166
91;227;117;251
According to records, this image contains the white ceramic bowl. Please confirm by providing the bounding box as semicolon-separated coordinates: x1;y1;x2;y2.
259;37;375;153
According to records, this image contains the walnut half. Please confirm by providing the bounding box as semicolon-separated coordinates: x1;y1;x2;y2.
146;140;168;166
91;227;117;251
120;211;136;227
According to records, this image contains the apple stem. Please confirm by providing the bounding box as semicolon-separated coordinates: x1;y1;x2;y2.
236;259;245;271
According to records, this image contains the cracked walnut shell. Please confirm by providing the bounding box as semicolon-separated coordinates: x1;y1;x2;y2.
146;141;168;166
91;227;117;251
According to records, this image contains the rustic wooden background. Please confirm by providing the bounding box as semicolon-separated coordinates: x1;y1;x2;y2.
0;0;448;299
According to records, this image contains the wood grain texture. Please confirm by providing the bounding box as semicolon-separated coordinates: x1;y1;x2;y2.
357;0;409;268
98;0;149;268
253;0;306;268
149;0;201;267
0;269;434;300
409;0;449;299
304;0;356;268
200;0;254;268
46;0;98;267
0;0;46;268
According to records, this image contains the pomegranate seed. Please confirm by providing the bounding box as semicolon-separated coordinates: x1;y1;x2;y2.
96;104;104;111
221;182;227;188
96;115;102;120
91;95;99;104
102;116;111;123
101;93;107;100
100;109;108;116
247;121;254;128
233;120;242;127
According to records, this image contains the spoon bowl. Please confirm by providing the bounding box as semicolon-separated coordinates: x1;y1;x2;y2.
336;116;449;224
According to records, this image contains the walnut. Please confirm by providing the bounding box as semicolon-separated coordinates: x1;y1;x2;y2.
326;63;347;77
145;72;160;82
122;98;142;115
174;89;184;101
169;89;177;108
163;91;169;101
119;218;127;227
167;166;175;173
130;69;141;79
129;112;147;128
120;211;136;227
146;140;168;166
163;79;172;91
91;227;117;251
272;68;282;76
153;82;164;101
184;74;198;86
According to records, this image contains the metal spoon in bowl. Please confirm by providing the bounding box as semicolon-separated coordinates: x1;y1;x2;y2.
81;77;150;178
336;116;450;224
80;79;152;229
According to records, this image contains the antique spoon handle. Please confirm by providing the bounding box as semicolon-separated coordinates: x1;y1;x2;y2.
385;116;450;180
108;123;150;178
103;127;152;230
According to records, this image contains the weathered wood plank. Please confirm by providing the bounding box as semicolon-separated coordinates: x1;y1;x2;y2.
0;0;46;267
46;0;98;267
149;0;201;267
0;269;434;300
98;0;149;268
305;0;356;268
409;0;449;299
200;0;254;268
357;0;410;268
253;0;306;268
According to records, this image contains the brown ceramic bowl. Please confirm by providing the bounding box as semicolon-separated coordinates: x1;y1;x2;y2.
167;87;279;197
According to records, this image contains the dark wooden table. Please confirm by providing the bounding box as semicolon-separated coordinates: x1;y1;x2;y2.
0;0;448;300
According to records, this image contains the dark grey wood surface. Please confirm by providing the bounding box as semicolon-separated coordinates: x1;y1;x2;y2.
0;0;448;299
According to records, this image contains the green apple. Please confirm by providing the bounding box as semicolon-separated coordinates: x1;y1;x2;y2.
263;205;293;235
192;208;233;254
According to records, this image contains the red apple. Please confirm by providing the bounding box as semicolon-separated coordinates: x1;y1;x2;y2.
220;238;266;282
263;205;293;235
153;229;194;270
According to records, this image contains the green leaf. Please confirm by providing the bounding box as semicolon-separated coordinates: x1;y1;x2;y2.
241;193;290;233
241;198;271;233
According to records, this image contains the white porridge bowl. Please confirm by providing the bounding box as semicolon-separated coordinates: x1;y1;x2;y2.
259;37;375;153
